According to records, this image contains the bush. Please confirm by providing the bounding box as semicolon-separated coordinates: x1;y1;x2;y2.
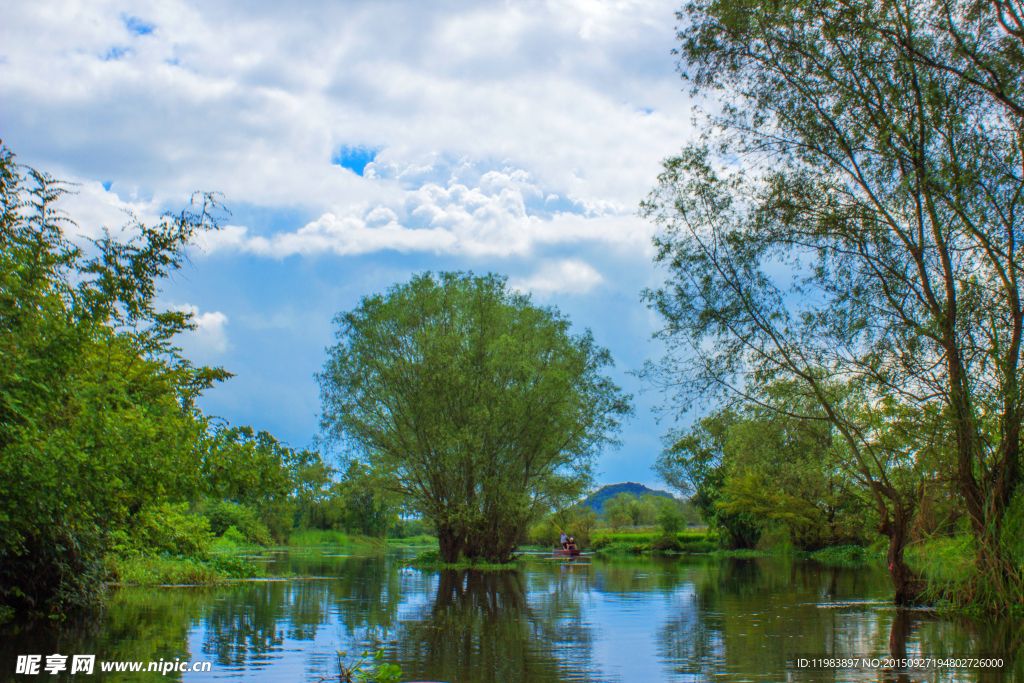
222;526;246;545
203;501;272;546
105;553;260;585
389;517;437;539
658;503;684;536
756;525;795;554
257;499;295;544
112;503;213;558
105;555;221;586
651;535;683;552
591;530;718;554
0;518;108;614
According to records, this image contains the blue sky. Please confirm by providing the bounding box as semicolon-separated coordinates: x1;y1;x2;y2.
0;0;702;492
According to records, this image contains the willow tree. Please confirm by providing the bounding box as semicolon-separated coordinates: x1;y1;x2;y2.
318;272;631;563
643;0;1024;607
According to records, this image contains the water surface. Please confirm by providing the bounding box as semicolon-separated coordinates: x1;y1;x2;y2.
3;550;1021;682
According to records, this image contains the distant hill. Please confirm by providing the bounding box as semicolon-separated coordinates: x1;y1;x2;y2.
579;482;675;514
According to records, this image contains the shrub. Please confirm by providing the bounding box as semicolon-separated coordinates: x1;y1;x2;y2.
651;535;683;552
114;503;213;558
0;518;108;614
658;503;684;536
222;526;246;545
810;545;867;566
204;501;272;546
257;499;295;544
105;553;259;585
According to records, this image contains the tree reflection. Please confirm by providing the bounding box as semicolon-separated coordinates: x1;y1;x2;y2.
397;569;599;683
4;553;1023;683
200;554;403;667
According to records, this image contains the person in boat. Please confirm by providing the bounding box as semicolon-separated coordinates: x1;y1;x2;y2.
567;537;578;552
559;531;569;550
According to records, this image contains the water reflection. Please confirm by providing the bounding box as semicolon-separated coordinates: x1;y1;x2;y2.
395;569;597;683
1;552;1021;682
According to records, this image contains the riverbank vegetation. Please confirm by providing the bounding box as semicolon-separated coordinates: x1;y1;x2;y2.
641;0;1024;612
0;148;429;620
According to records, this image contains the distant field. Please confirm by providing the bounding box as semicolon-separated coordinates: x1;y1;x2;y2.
590;529;718;553
592;530;713;544
286;530;389;548
387;534;440;547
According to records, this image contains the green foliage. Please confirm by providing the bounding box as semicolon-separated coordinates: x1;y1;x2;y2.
0;519;109;615
336;461;398;538
386;534;438;548
656;397;871;551
542;505;599;550
709;549;774;559
104;552;259;585
106;555;221;586
213;526;247;547
905;529;1023;612
110;503;213;557
645;0;1024;609
657;499;684;536
288;529;353;547
650;535;683;552
286;529;390;548
407;549;442;566
325;649;401;683
601;492;661;531
202;427;335;543
319;271;632;564
602;493;633;530
0;145;234;614
203;500;272;546
388;517;436;539
591;530;717;554
206;553;262;579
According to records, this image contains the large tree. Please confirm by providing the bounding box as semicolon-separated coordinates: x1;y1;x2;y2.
641;0;1024;606
0;146;232;613
318;272;632;563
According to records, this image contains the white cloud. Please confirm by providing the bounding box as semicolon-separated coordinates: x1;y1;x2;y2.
511;259;605;295
1;0;687;254
0;0;691;483
170;303;229;353
191;162;651;258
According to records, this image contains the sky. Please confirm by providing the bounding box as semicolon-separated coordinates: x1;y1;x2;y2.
0;0;703;493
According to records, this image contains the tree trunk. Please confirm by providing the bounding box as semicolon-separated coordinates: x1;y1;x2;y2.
437;524;462;564
881;502;924;607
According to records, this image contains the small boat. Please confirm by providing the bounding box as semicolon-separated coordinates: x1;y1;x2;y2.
552;547;581;557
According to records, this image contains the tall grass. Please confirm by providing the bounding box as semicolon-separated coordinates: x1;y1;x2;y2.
592;530;716;545
287;529;389;548
386;534;439;547
906;531;1024;614
104;554;260;585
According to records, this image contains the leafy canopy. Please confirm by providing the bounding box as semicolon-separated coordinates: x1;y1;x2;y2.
319;271;632;563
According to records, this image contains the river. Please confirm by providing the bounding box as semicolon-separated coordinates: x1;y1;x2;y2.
2;550;1020;682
